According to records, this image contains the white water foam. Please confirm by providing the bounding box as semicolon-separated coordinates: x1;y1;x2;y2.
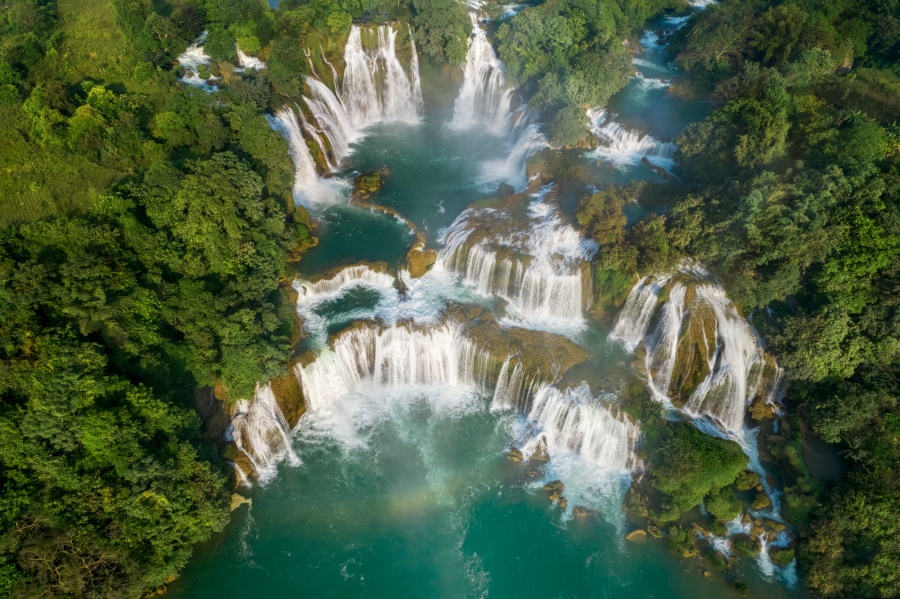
437;189;597;328
228;384;301;483
586;108;675;169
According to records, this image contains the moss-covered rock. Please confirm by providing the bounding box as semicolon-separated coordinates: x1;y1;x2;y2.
769;547;795;566
751;493;772;510
732;534;760;557
733;470;760;491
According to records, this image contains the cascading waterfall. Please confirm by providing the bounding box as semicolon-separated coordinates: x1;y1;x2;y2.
236;45;266;70
176;31;217;89
520;384;640;472
229;384;301;482
341;25;422;128
492;357;543;413
451;11;516;133
610;274;784;434
587;108;675;166
303;77;358;164
297;264;397;301
438;191;597;324
453;11;548;189
296;322;493;412
269;23;422;203
267;107;343;204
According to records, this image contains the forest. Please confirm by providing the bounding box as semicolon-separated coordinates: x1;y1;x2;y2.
0;0;898;596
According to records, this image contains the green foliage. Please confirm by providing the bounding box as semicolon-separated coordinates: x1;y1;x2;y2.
495;0;639;143
706;486;742;521
0;336;230;596
547;104;589;147
659;3;900;595
411;0;470;64
650;423;748;514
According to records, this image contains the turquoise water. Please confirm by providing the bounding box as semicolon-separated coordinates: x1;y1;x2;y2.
170;19;805;597
171;392;803;598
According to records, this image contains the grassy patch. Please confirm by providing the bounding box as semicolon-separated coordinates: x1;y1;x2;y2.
0;104;118;226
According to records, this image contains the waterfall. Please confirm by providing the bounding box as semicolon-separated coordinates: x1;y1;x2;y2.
270;24;422;203
176;31;217;89
408;25;424;111
587;108;675;166
229;384;301;483
341;25;421;128
296;322;493;412
492;357;542;412
451;11;516;133
267;108;343;205
303;77;358;163
439;191;597;324
609;276;671;352
610;274;784;434
479;118;548;189
236;45;266;71
520;384;640;472
297;264;397;302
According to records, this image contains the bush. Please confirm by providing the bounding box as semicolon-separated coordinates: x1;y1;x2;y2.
547;104;589;147
651;423;748;514
707;487;743;521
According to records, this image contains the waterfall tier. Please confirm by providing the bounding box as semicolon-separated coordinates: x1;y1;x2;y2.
269;23;423;204
451;11;516;133
267;108;345;205
229;384;301;483
438;190;597;324
342;25;422;128
587;108;675;166
520;384;641;472
296;321;493;412
296;262;397;302
610;274;784;433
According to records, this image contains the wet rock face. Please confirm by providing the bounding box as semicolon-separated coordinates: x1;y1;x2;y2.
270;368;307;429
406;243;437;278
443;302;590;379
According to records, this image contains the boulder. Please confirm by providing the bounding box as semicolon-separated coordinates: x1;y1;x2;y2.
573;506;593;520
558;497;568;510
495;182;516;198
406;243;437;278
749;397;778;421
507;448;524;462
543;480;565;493
647;525;663;539
530;439;551;463
751;493;772;510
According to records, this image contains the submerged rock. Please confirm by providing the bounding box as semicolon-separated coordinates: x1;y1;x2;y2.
626;529;647;542
573;506;594;520
230;493;252;511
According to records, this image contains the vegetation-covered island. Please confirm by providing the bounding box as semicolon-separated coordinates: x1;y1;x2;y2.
0;0;896;597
